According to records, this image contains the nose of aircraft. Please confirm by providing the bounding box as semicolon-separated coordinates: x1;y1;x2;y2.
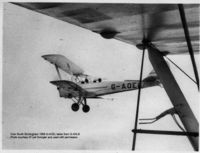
50;80;64;87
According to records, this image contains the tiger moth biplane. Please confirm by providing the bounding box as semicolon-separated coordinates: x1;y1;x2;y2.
42;54;161;113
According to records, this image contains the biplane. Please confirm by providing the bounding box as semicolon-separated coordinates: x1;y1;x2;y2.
13;3;199;151
42;54;161;113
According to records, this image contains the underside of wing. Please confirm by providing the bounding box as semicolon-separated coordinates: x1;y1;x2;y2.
13;3;199;55
50;80;96;97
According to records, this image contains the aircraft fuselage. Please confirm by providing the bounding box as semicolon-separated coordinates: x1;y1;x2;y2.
81;81;139;97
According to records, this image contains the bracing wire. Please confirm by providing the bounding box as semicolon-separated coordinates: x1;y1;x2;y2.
178;4;199;90
165;56;197;85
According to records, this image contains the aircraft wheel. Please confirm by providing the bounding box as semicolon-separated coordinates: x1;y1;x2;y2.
71;103;79;112
82;105;90;113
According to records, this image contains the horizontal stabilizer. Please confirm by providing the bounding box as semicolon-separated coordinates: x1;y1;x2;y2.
143;70;157;82
142;70;161;87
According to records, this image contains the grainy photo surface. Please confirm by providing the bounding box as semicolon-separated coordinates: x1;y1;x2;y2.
2;2;199;151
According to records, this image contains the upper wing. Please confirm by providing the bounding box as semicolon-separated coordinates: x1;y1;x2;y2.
42;54;84;76
13;3;199;54
50;80;96;97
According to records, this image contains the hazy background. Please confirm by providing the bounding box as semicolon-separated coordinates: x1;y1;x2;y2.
2;2;199;150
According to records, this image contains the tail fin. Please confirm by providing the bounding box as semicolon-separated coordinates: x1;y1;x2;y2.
143;70;157;82
142;70;162;87
142;61;170;87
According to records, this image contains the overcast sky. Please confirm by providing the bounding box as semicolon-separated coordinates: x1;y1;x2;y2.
2;2;199;151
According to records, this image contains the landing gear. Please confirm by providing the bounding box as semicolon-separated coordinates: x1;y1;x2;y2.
82;97;90;113
71;97;90;112
71;103;79;112
82;105;90;113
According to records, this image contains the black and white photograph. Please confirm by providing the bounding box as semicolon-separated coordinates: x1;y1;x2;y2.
2;1;199;151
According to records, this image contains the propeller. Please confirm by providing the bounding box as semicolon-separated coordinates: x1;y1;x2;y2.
146;13;165;43
138;4;167;45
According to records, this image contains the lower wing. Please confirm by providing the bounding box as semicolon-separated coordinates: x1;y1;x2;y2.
50;80;96;98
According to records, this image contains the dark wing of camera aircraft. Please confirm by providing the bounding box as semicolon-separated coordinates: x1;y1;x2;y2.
13;3;199;151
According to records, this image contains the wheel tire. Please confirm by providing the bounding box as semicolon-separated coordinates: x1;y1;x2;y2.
71;103;79;112
82;105;90;113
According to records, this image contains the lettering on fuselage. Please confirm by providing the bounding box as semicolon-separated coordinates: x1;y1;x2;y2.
111;82;138;90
